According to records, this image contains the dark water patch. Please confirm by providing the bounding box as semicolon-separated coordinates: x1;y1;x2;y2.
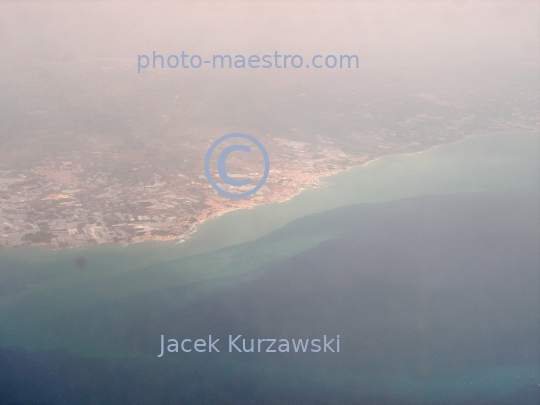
74;256;87;268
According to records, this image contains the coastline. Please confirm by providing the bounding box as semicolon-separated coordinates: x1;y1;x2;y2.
2;129;537;251
164;129;514;246
112;141;448;248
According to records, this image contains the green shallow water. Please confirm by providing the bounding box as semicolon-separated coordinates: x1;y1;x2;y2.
1;132;538;344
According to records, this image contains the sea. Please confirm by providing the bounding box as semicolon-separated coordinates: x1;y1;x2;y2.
0;131;538;404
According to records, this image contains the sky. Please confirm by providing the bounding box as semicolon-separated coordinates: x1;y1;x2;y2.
0;1;538;70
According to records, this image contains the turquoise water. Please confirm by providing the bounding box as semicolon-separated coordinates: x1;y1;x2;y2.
1;132;538;344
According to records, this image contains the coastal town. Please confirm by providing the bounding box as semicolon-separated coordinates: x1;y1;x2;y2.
1;55;538;249
0;135;362;248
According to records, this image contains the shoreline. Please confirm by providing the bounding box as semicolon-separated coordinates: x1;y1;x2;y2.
2;129;537;251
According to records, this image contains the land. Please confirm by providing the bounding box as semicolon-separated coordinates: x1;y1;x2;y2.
0;57;538;248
